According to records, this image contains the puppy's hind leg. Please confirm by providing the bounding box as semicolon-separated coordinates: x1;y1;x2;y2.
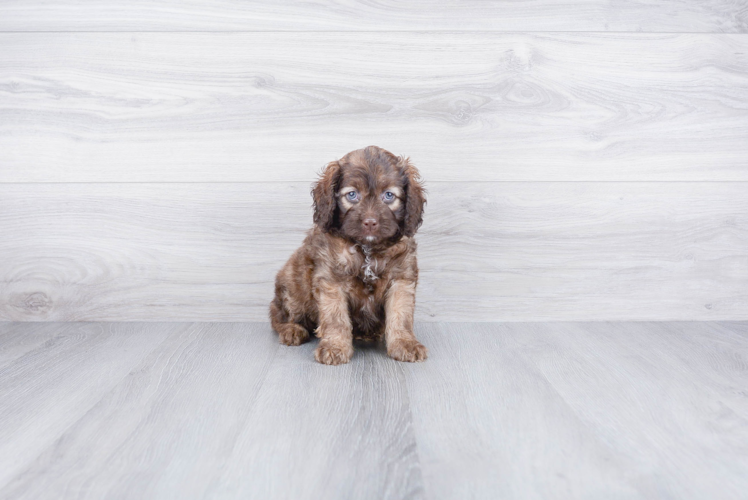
270;297;310;346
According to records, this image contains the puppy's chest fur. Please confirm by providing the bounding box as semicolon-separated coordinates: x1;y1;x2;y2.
333;241;406;339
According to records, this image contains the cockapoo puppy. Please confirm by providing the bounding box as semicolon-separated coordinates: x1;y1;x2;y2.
270;145;427;365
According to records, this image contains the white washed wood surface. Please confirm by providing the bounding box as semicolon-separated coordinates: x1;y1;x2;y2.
2;33;748;182
0;323;281;499
403;322;748;499
2;322;747;499
0;322;69;368
0;322;179;491
209;334;422;500
404;323;642;498
0;322;420;500
1;182;746;322
507;321;748;498
0;0;746;32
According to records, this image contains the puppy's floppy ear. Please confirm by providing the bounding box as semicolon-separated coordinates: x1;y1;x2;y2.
399;157;426;237
312;160;342;231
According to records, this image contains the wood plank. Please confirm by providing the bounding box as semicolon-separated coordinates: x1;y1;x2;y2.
1;322;747;498
0;322;176;490
502;321;748;499
0;322;280;500
0;0;745;32
603;322;748;419
1;182;746;322
403;322;748;500
209;337;423;500
402;323;643;499
0;322;419;499
0;322;70;368
419;182;748;321
2;33;748;182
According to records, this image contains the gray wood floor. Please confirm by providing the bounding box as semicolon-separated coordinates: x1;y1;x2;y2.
1;322;747;499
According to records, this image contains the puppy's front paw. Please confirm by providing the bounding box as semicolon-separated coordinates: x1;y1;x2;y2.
314;340;354;365
388;338;428;363
277;324;310;346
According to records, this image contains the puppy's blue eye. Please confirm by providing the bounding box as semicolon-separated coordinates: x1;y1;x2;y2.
382;191;395;202
346;191;358;201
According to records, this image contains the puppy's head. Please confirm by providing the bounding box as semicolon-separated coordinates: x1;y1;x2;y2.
312;145;426;247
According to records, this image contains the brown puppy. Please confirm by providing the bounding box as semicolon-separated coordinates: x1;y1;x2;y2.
270;145;427;365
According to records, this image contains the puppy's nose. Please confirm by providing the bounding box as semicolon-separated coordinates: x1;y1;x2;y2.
362;218;379;232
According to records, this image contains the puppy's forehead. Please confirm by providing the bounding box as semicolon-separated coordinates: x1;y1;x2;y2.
340;149;402;192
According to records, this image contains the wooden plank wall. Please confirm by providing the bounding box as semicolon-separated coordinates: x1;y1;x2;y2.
1;2;747;321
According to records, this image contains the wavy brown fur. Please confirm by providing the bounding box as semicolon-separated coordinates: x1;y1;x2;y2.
270;145;427;365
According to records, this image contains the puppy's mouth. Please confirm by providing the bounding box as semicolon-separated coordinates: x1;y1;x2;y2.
361;222;381;243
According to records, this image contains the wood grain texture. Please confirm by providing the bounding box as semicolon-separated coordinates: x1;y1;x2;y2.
402;323;641;498
1;182;746;322
1;322;747;499
0;322;71;368
0;0;746;32
0;323;421;500
0;323;280;500
210;334;423;500
401;322;748;500
2;33;748;182
0;322;177;490
508;322;748;498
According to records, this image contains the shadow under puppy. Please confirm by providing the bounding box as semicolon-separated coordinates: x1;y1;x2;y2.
270;145;428;365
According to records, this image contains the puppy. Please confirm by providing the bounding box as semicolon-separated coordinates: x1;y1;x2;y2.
270;145;427;365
